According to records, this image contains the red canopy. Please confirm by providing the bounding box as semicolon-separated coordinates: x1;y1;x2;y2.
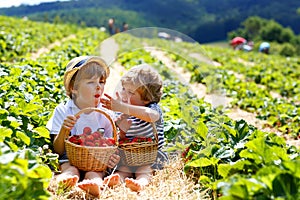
230;37;246;45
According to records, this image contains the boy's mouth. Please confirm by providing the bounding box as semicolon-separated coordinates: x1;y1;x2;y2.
95;94;100;98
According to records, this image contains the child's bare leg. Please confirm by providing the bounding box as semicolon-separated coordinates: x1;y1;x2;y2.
125;165;152;192
103;166;132;187
56;162;79;189
77;171;104;197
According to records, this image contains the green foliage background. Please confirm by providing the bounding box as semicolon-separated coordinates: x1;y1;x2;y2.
0;0;300;43
0;15;299;199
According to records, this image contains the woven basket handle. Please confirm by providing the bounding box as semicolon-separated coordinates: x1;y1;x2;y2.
65;107;118;143
151;122;159;143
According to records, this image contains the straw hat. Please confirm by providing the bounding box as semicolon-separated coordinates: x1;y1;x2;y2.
64;56;109;97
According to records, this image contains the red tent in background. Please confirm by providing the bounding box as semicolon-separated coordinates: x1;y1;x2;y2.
230;37;246;46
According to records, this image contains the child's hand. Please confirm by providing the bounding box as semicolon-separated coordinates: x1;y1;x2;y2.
115;113;132;134
62;115;79;130
107;151;120;168
101;93;123;111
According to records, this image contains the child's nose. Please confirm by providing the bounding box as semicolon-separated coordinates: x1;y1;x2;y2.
96;84;101;90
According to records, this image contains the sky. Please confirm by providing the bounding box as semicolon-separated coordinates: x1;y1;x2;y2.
0;0;69;8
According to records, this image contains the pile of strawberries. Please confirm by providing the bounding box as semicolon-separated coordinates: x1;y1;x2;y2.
68;126;115;147
119;137;153;145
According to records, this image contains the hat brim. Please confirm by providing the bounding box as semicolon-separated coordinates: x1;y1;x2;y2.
64;56;109;97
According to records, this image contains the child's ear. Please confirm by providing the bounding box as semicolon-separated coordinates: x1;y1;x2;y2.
70;86;78;95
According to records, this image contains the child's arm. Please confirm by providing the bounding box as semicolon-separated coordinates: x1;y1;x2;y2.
53;115;78;155
101;94;159;122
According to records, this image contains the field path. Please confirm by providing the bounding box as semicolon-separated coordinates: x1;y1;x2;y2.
31;35;76;60
98;38;299;146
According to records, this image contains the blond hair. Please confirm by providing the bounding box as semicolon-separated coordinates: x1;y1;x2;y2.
121;64;162;103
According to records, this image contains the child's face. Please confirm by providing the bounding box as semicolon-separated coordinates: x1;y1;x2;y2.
72;75;105;108
120;83;147;106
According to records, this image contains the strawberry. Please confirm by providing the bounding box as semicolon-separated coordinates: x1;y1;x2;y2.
86;135;94;141
91;131;102;139
106;138;116;146
83;127;92;135
69;135;84;145
85;141;94;146
69;136;77;143
119;138;131;144
101;142;108;147
77;138;83;145
94;139;102;147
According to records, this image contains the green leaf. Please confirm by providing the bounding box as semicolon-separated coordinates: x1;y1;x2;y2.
218;163;231;178
0;126;13;142
196;120;208;139
24;103;42;114
188;157;213;167
33;127;50;139
28;164;52;179
16;131;31;146
272;173;298;198
282;160;300;179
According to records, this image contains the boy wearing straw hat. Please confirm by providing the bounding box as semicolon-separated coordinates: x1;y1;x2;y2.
47;56;120;197
101;64;168;192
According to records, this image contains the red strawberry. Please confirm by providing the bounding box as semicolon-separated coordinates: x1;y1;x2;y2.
77;138;83;145
101;142;108;147
86;135;94;141
94;139;102;147
106;138;115;146
119;138;131;144
85;141;94;146
91;131;102;139
69;135;81;144
83;127;92;135
132;138;139;143
69;136;77;143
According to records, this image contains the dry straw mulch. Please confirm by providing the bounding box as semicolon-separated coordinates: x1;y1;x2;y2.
48;156;211;200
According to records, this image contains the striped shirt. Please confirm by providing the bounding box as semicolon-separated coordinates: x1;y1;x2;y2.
120;103;165;150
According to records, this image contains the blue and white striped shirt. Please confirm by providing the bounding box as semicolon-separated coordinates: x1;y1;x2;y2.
120;103;165;150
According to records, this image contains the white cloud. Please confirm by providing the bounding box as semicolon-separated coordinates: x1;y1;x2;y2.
0;0;69;8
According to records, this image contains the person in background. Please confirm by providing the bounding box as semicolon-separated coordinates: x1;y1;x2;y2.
108;18;115;35
259;42;270;54
100;64;168;192
46;56;120;197
121;22;129;32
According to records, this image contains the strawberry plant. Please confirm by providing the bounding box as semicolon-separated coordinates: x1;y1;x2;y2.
115;37;300;199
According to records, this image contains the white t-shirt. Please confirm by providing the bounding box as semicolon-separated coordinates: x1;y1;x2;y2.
46;99;114;138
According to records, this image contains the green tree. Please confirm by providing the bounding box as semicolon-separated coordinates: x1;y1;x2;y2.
279;27;294;43
260;20;283;42
280;43;296;56
53;15;61;24
242;16;268;40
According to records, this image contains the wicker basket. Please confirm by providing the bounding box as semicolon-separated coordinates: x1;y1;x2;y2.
119;123;158;166
64;107;118;172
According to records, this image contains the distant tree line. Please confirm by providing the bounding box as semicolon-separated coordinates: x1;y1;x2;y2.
228;16;300;56
0;0;299;44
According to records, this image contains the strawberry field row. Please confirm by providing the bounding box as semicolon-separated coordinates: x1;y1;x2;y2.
113;33;300;199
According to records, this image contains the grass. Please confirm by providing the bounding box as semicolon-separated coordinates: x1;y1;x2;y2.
48;155;211;200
